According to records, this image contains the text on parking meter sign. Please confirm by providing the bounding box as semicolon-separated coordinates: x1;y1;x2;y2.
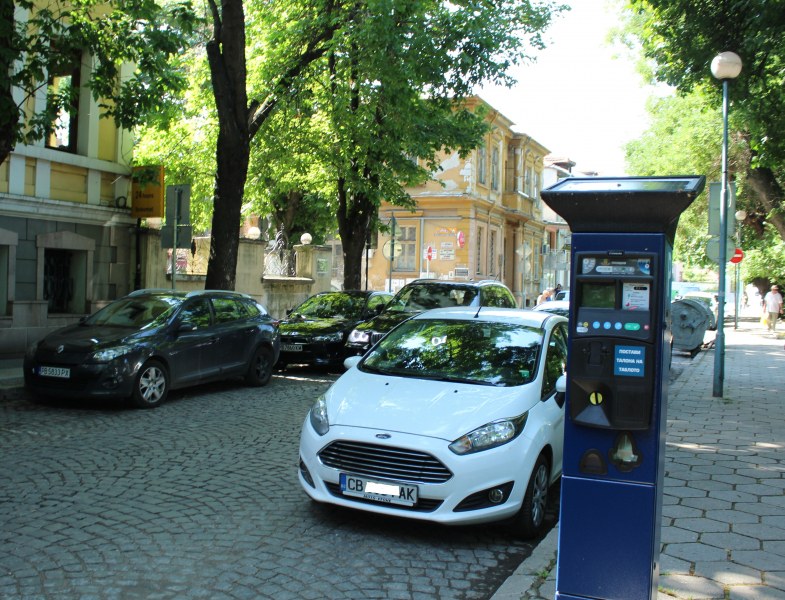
614;346;645;377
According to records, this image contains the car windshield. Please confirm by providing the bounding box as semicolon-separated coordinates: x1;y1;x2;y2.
361;318;543;387
85;296;179;328
385;285;478;314
291;293;366;320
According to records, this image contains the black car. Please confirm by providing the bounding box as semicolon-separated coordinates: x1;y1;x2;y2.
345;279;517;355
24;289;280;408
277;290;393;370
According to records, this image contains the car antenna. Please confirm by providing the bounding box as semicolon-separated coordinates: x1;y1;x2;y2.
474;305;482;319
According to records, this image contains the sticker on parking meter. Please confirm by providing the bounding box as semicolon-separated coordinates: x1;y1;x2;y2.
622;282;650;311
614;346;645;377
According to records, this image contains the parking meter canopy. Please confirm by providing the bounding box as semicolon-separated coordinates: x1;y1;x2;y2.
541;176;706;242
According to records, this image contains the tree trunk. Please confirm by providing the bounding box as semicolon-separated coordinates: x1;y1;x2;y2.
0;0;18;165
746;166;785;241
337;183;374;290
204;0;250;291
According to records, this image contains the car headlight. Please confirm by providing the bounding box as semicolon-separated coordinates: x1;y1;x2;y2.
309;394;330;436
314;332;342;343
90;345;135;363
449;413;529;455
347;329;370;344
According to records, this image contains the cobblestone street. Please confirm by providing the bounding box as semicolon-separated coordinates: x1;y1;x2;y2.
0;370;550;600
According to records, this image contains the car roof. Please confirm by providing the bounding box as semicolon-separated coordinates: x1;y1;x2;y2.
408;306;566;327
533;300;570;310
407;278;510;288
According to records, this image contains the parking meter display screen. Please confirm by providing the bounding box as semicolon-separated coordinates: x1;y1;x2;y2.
581;283;615;308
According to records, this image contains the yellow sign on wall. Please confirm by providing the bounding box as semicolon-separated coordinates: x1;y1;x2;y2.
131;165;164;218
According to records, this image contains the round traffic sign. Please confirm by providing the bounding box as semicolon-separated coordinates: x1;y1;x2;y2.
425;245;434;261
730;247;744;264
382;240;403;260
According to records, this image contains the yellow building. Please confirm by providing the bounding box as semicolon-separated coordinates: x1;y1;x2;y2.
0;12;136;355
365;97;550;307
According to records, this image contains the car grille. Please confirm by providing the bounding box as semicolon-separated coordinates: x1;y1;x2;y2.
370;332;386;345
318;441;452;484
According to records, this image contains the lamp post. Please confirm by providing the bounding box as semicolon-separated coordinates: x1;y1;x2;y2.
734;210;746;329
711;51;742;398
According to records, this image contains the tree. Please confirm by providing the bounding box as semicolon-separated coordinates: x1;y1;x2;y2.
306;0;562;289
623;0;785;254
0;0;198;166
202;0;355;289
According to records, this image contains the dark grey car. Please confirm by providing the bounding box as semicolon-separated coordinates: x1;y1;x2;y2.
23;289;280;408
345;279;517;355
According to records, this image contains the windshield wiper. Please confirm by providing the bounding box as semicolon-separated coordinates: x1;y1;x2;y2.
414;373;496;386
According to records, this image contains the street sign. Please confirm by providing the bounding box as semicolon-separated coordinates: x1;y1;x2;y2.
425;245;434;261
382;240;403;260
730;248;744;264
706;236;735;264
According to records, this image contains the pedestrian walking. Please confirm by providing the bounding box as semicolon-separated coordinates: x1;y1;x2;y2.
762;284;783;332
536;289;552;305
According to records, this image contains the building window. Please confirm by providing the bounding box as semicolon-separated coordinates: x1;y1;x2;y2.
489;230;497;276
476;226;485;275
46;53;81;153
394;226;417;271
491;147;500;191
533;170;540;200
477;145;487;185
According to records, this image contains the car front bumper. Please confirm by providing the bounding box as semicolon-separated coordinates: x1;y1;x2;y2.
298;419;545;527
23;358;139;400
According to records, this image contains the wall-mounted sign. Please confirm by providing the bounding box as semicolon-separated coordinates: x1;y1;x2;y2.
131;165;164;219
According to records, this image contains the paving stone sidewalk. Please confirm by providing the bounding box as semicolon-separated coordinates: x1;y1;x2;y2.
493;319;785;600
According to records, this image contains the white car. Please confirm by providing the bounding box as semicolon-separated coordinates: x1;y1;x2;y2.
298;307;568;538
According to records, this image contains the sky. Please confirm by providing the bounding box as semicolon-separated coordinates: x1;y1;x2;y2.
478;0;666;176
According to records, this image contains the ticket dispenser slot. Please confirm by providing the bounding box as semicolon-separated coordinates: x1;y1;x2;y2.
569;252;657;430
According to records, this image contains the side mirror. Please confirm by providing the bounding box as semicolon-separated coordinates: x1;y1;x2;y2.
344;356;362;370
177;320;197;333
554;373;567;408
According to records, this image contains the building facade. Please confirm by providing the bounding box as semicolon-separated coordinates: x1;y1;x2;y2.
0;24;136;355
364;97;551;307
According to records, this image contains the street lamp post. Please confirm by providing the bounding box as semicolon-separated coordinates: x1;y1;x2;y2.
711;51;742;398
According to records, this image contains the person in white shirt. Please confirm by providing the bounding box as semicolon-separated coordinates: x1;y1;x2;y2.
762;285;783;332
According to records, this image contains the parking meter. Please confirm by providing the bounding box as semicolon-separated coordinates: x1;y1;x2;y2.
541;176;705;600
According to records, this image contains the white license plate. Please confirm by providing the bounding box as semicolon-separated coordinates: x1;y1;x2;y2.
282;344;303;352
38;366;71;379
340;473;418;506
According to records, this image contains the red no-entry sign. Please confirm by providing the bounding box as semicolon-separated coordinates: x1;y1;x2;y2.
730;247;744;264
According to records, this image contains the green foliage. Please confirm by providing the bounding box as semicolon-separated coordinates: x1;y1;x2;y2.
622;0;785;280
2;0;198;161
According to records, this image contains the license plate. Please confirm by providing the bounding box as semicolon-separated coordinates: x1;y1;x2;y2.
282;344;303;352
340;473;418;506
38;366;70;379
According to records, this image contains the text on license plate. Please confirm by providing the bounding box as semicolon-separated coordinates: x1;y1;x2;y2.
38;366;70;379
282;344;302;352
340;473;418;506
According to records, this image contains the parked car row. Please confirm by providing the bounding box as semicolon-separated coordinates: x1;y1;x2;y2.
22;285;568;539
278;278;517;370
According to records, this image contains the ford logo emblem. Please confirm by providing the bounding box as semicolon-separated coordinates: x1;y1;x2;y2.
375;433;391;439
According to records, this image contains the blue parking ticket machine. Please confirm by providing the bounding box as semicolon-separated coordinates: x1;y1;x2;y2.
541;176;705;600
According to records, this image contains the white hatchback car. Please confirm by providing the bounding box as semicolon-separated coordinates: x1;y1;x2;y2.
298;307;568;538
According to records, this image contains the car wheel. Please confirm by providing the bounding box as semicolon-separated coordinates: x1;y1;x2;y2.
131;359;169;409
510;454;550;539
246;346;273;386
